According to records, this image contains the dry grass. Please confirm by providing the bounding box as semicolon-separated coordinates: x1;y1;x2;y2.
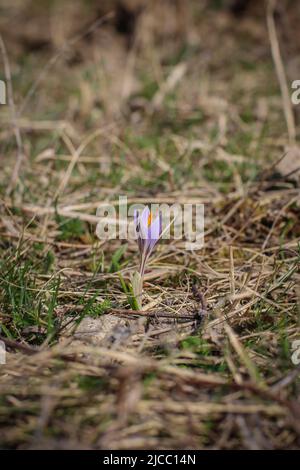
0;0;300;449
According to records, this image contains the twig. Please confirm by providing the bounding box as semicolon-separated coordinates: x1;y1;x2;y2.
0;335;39;355
110;308;199;321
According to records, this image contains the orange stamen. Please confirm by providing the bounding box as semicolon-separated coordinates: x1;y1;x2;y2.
147;212;152;226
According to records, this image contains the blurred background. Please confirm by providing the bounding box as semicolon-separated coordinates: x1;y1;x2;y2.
0;0;299;196
1;0;300;195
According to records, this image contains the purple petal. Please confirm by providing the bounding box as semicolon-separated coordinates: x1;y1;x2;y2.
134;209;143;252
140;206;150;239
134;209;139;227
148;212;162;241
134;207;162;260
146;211;162;254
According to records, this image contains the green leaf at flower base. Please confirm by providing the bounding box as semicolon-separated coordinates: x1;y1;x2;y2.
131;271;143;310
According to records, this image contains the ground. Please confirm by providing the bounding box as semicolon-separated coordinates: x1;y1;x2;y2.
0;0;300;450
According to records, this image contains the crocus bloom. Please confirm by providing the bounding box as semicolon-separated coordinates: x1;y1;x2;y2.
134;206;162;275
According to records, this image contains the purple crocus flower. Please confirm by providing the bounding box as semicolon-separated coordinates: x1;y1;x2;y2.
134;206;162;276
